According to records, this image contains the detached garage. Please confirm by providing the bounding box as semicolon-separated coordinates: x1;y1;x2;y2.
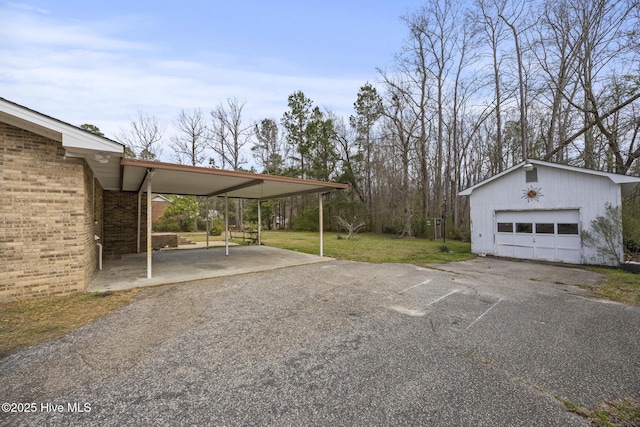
459;160;640;266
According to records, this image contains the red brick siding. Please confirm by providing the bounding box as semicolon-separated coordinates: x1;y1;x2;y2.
103;191;147;258
152;199;168;223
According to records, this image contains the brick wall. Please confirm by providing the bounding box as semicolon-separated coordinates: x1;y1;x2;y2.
83;164;104;286
103;191;147;258
0;123;96;301
152;233;178;249
152;199;168;223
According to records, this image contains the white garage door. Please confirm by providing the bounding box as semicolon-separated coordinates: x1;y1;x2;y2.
495;210;581;264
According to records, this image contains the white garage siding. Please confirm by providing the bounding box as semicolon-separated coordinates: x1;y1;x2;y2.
494;210;581;264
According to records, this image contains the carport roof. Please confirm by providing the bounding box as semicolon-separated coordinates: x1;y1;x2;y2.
121;158;349;199
0;97;348;198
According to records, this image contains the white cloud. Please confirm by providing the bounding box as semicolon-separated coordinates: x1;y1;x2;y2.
7;2;50;14
1;6;148;51
0;4;377;164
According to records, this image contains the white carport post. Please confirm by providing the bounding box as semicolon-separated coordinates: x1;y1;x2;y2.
224;193;229;256
137;168;155;279
146;181;152;278
257;199;262;245
136;191;141;253
205;196;210;249
319;192;324;257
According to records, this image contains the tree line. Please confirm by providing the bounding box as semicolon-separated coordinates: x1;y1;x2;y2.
100;0;640;237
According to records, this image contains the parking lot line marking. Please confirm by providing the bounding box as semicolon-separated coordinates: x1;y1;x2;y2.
399;279;431;293
426;289;458;306
390;305;426;317
465;298;503;330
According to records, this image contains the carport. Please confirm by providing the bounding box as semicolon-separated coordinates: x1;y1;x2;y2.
119;158;348;279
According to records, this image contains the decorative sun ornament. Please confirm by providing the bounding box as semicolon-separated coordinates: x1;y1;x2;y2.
522;185;543;202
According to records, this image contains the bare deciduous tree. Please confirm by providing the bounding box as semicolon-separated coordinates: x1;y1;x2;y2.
171;109;208;166
473;0;509;173
118;111;165;160
210;98;251;171
380;81;419;238
498;1;533;162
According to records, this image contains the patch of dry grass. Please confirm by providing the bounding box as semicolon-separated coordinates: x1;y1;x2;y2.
558;396;640;426
0;289;139;358
584;267;640;306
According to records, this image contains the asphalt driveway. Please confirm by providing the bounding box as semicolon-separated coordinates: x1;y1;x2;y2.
1;257;639;426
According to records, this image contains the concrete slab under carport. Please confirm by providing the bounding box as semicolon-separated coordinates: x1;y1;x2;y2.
88;246;332;292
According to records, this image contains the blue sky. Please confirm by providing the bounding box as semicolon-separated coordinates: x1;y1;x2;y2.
1;0;418;156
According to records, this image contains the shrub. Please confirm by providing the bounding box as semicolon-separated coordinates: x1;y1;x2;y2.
153;218;181;232
582;203;623;265
209;218;224;236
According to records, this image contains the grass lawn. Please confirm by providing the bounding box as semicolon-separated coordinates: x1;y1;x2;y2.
179;230;474;264
260;230;474;264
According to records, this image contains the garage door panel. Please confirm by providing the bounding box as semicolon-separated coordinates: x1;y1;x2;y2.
534;247;556;260
514;234;533;246
534;235;556;248
495;233;514;245
494;210;581;264
514;246;534;259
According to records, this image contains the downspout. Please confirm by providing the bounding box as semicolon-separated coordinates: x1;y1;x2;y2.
95;235;102;270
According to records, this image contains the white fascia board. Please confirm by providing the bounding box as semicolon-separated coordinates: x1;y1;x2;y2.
1;97;123;154
528;159;640;184
459;162;524;196
62;129;123;153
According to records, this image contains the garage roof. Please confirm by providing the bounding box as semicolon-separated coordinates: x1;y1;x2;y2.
460;159;640;197
121;158;349;199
